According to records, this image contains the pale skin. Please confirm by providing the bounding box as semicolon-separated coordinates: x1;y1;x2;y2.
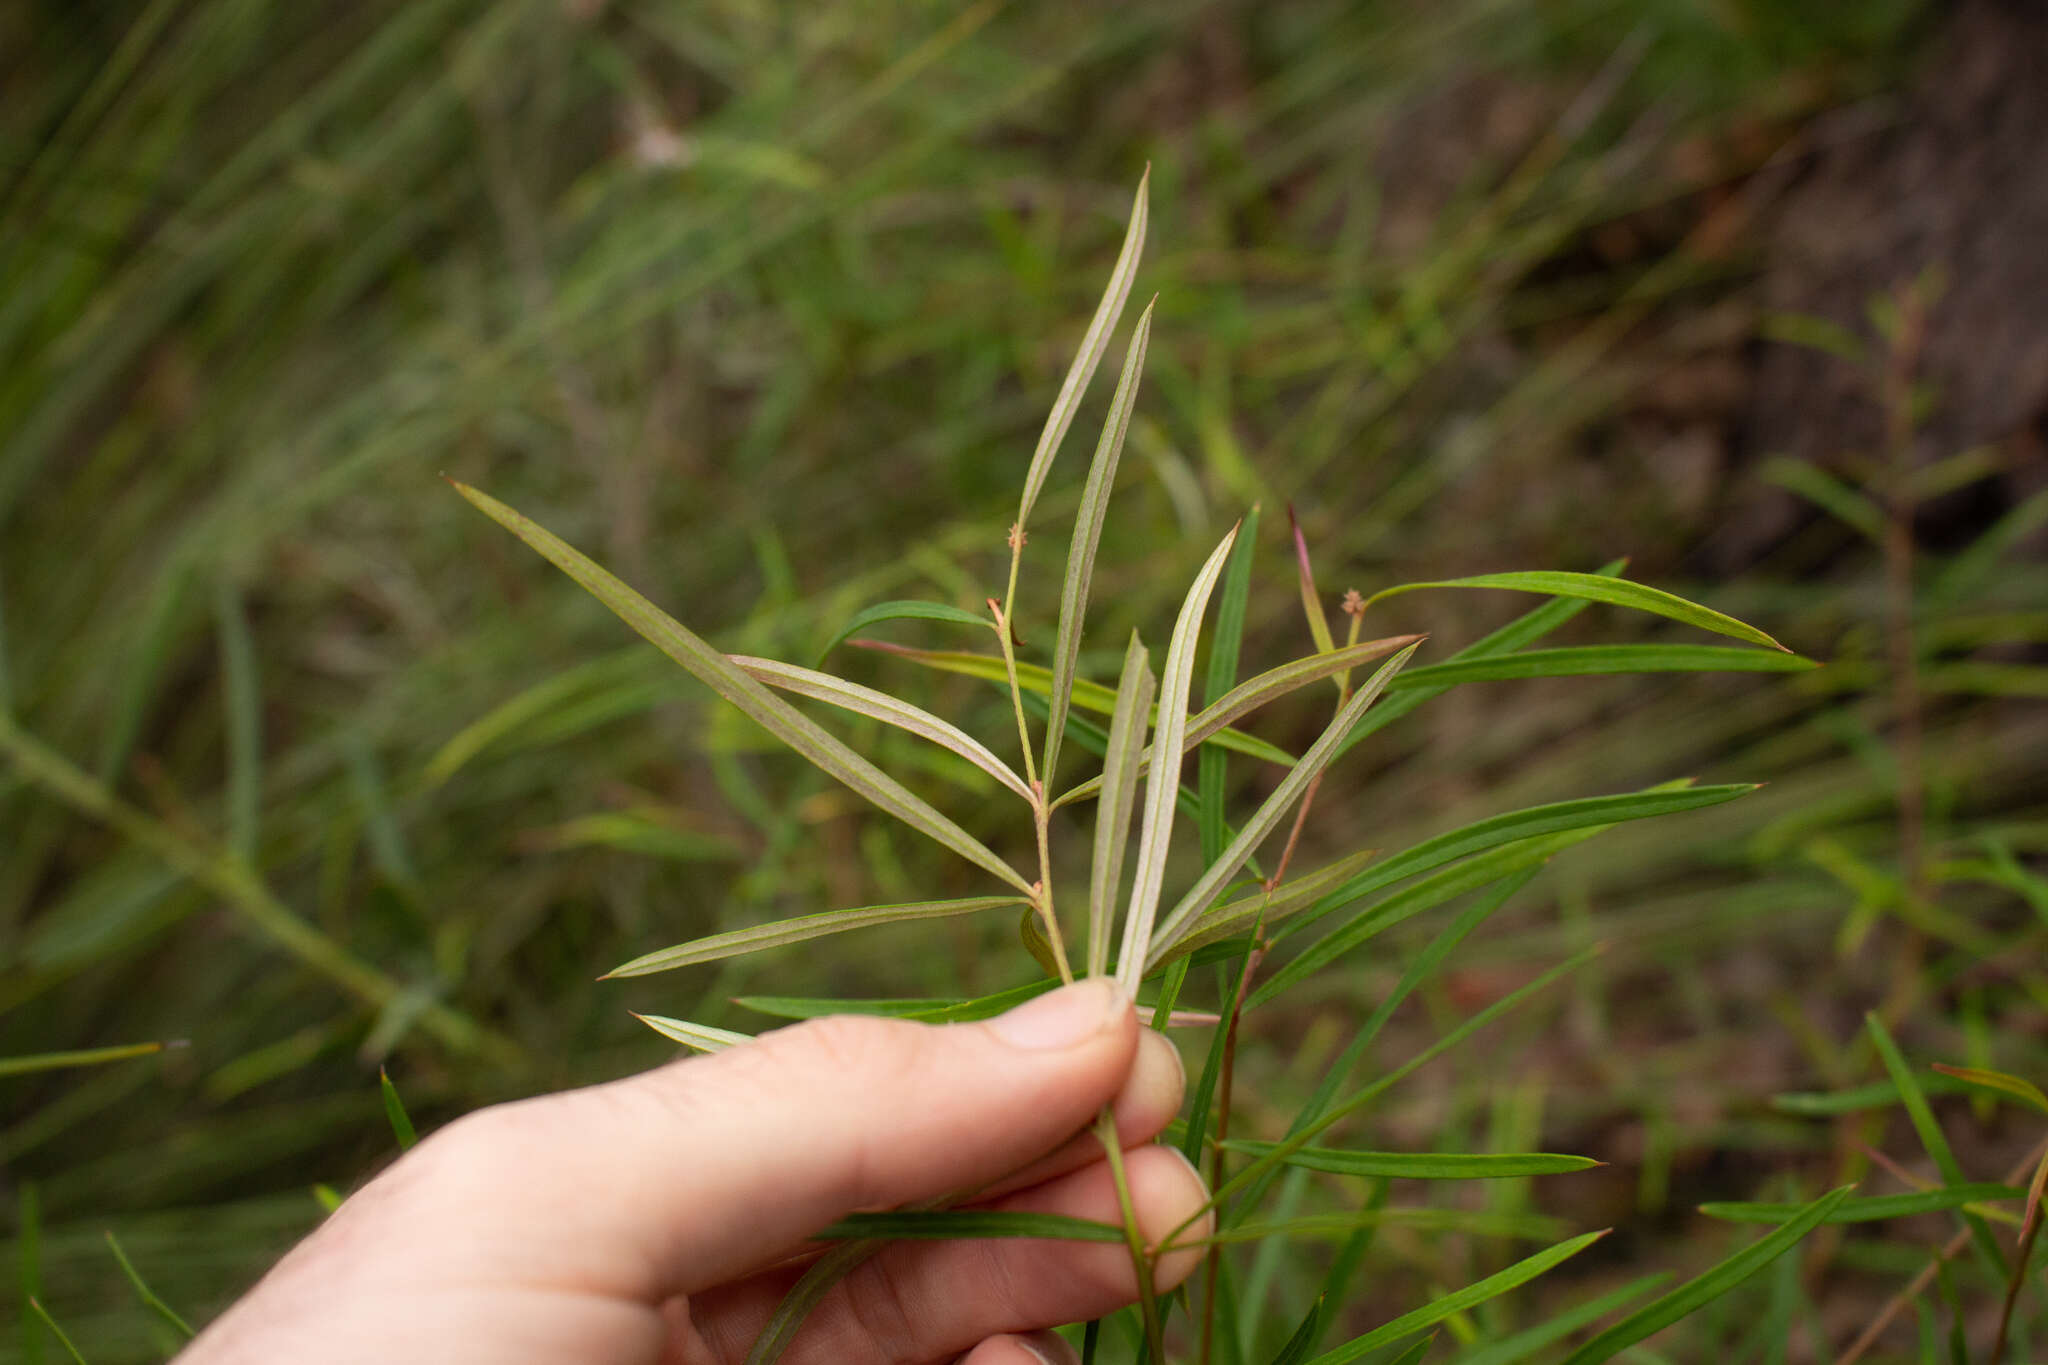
176;979;1210;1365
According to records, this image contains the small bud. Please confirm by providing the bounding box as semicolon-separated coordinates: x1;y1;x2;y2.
1007;522;1028;552
1341;588;1366;618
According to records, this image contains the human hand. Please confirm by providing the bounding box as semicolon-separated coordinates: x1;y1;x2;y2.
176;979;1207;1364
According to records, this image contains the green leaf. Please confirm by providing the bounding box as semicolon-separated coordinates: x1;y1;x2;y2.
1015;168;1148;533
1146;645;1416;969
1760;458;1886;543
632;1014;751;1052
745;1240;880;1365
1362;571;1790;652
1558;1186;1853;1364
1929;1064;2048;1116
813;599;993;665
0;1041;168;1079
1770;1071;1976;1115
1288;505;1338;659
1271;1295;1326;1365
1389;645;1816;687
1169;848;1381;960
1700;1185;2022;1224
1199;502;1262;864
1866;1012;2008;1274
1256;782;1753;950
734;655;1033;803
1044;299;1155;784
734;981;1054;1023
524;810;745;863
1090;633;1155;977
26;1300;86;1365
1205;1209;1564;1244
1449;1274;1672;1365
606;896;1027;977
422;651;659;787
379;1067;418;1149
1116;525;1239;994
1052;634;1422;811
1247;833;1588;1010
103;1230;194;1339
453;482;1031;894
1302;1230;1607;1364
1222;1143;1599;1180
818;1210;1124;1243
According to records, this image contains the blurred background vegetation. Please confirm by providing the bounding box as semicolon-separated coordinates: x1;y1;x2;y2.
4;0;2046;1359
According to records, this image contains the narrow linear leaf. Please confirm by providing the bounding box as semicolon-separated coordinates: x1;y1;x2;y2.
819;1210;1124;1243
1116;526;1239;995
0;1042;167;1080
1052;635;1421;811
1390;645;1816;687
1199;1210;1564;1245
1450;1273;1673;1365
1256;781;1751;950
1363;572;1790;652
1867;1012;2008;1275
745;1240;881;1365
1289;505;1338;658
735;656;1033;803
1198;503;1262;865
1558;1186;1853;1365
1146;646;1417;969
1700;1185;2021;1224
633;1014;752;1052
814;600;993;665
1223;1144;1600;1180
379;1067;418;1149
607;896;1026;977
1044;300;1155;783
453;482;1032;893
526;810;743;863
862;643;1299;768
1303;1230;1608;1364
735;980;1054;1023
423;650;653;787
1015;167;1149;531
1091;633;1154;977
1761;457;1886;543
103;1231;194;1339
1161;847;1379;961
26;1301;86;1365
1929;1065;2048;1117
1272;1295;1327;1365
1248;833;1590;1010
1770;1071;1977;1115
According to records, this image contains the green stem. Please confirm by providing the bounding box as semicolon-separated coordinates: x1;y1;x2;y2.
1099;1106;1166;1362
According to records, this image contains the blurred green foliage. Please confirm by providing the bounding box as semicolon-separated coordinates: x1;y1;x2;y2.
8;0;2048;1360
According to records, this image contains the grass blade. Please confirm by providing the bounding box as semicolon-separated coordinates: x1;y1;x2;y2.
633;1014;752;1052
0;1042;169;1079
607;895;1027;977
1388;644;1816;686
745;1240;881;1365
1090;633;1155;977
1115;526;1239;995
1272;1296;1327;1365
1362;571;1790;651
1288;505;1338;658
1014;168;1149;533
1220;1144;1600;1180
813;599;992;665
1700;1185;2021;1223
1200;1209;1565;1244
1303;1230;1608;1364
1044;300;1155;784
379;1067;418;1149
1051;634;1420;810
26;1301;86;1365
735;655;1033;803
735;980;1053;1023
454;481;1031;893
1557;1186;1853;1365
818;1210;1124;1242
103;1230;194;1339
1145;645;1417;969
858;643;1298;767
1770;1072;1977;1115
1164;847;1379;960
1867;1011;2009;1273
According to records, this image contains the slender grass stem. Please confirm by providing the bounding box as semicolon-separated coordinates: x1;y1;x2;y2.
1099;1105;1166;1362
990;593;1040;792
1034;798;1075;984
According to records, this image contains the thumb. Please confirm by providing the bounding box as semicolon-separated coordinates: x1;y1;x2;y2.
379;979;1143;1302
